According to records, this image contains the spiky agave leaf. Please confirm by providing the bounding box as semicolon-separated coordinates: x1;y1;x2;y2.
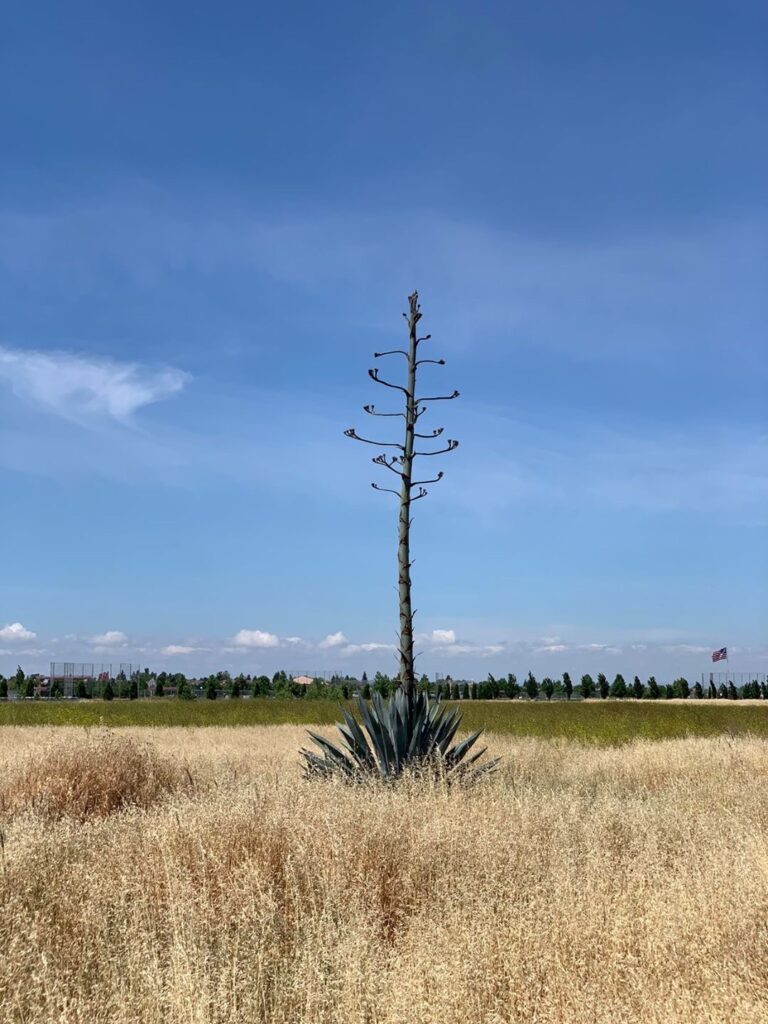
300;689;499;783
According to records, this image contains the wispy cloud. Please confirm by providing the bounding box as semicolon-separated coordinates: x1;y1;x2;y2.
1;198;763;523
1;198;763;358
340;641;395;655
161;644;207;656
442;410;768;521
0;346;189;424
440;642;506;658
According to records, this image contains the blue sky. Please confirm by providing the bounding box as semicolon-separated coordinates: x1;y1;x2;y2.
1;0;766;681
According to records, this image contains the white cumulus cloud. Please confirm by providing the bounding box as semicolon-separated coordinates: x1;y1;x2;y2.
0;346;189;424
89;630;128;648
160;645;203;656
232;629;280;649
319;631;348;649
429;629;456;645
0;622;37;642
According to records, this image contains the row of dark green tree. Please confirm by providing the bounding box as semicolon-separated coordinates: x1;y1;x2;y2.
0;667;356;701
187;670;765;703
194;671;357;701
1;665;765;702
467;672;768;701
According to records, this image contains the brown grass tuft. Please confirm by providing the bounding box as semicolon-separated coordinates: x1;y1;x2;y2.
0;729;189;822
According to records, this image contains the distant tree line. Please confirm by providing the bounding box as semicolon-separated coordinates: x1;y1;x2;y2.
432;672;767;702
0;665;766;702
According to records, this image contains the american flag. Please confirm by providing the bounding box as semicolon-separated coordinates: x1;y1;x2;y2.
712;647;727;663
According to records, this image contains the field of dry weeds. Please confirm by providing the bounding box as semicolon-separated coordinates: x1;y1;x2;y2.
1;725;767;1024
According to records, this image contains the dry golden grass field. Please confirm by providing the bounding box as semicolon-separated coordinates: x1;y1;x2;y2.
1;725;767;1024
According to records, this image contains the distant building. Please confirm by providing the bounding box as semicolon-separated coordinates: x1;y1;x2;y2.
293;675;314;686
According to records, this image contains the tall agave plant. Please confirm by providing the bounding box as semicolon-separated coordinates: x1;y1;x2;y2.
302;291;498;783
300;689;499;783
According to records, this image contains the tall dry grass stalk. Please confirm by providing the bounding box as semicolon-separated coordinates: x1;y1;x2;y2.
1;725;767;1023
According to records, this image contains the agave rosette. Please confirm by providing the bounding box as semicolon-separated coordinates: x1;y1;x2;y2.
300;688;499;783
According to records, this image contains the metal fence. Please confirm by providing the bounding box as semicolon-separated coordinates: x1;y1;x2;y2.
50;662;136;681
286;670;346;681
47;663;139;698
701;672;767;687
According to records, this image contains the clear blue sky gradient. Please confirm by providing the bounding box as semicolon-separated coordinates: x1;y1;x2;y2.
1;1;766;680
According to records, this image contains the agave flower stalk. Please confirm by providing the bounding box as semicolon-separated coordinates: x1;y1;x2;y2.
344;291;459;696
